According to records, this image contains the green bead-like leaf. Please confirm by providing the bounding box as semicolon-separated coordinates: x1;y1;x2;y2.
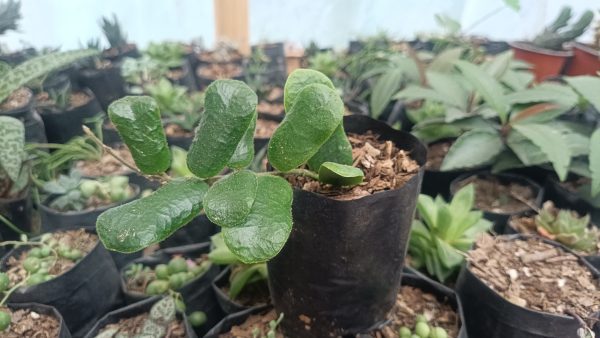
222;175;293;264
307;124;353;171
187;80;257;178
283;68;334;112
0;116;24;182
228;114;256;169
108;96;171;175
204;170;258;228
96;178;208;253
268;84;344;172
318;162;364;186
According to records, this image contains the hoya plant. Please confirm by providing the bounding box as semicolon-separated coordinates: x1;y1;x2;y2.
96;69;364;263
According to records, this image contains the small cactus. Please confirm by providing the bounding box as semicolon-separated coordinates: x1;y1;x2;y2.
532;7;594;50
535;201;598;253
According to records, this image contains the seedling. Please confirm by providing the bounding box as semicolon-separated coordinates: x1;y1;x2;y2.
397;314;448;338
94;69;365;264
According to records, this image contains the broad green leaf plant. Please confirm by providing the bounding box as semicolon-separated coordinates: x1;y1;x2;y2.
96;69;364;264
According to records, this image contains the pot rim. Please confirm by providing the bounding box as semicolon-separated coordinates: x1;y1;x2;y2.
570;42;600;56
509;41;573;57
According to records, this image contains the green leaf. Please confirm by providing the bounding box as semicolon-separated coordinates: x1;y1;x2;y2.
450;184;474;220
228;114;256;169
435;237;463;269
0;49;99;103
318;162;364;186
428;47;464;73
0;116;24;181
564;76;600;112
268;83;344;172
455;60;509;123
504;0;520;11
441;130;504;171
417;194;438;229
187;80;257;178
482;50;513;79
501;69;534;91
513;123;571;181
505;82;578;107
370;68;404;118
307;124;352;171
222;175;293;263
204;170;258;228
394;85;460;108
590;129;600;197
284;69;334;112
426;72;467;109
108;96;171;175
96;178;208;253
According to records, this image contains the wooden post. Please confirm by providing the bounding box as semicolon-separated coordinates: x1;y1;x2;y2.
214;0;250;55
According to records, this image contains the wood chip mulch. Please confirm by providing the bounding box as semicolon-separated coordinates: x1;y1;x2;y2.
1;307;60;338
98;312;186;338
219;309;283;338
75;145;134;176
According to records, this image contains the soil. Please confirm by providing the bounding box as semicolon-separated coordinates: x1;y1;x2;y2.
368;286;460;338
97;312;186;338
265;87;283;102
219;309;283;338
196;64;244;79
0;87;32;111
35;91;92;110
257;101;284;116
455;175;536;214
5;229;98;286
198;49;243;64
254;119;279;139
559;176;591;194
167;68;185;81
287;131;420;200
467;234;600;323
0;307;61;338
74;145;135;176
165;124;195;138
425;140;453;171
220;276;270;307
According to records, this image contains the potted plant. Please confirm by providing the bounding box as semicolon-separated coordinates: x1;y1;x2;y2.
195;43;245;89
146;41;197;90
76;52;127;111
510;7;594;81
0;229;122;336
92;68;425;337
99;14;139;62
0;302;71;337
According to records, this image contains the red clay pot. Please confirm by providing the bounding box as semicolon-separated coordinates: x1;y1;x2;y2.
565;42;600;76
509;41;572;82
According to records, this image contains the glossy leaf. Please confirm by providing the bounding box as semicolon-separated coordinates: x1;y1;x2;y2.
501;69;534;91
283;68;334;112
370;68;404;118
426;72;467;109
268;83;344;172
307;124;353;171
0;116;24;181
441;130;504;171
204;170;258;228
228;114;256;169
96;178;208;253
564;76;600;112
394;85;459;107
108;96;171;174
187;80;257;178
482;50;513;79
428;47;464;73
590;129;600;197
505;82;578;107
318;162;364;186
222;175;293;264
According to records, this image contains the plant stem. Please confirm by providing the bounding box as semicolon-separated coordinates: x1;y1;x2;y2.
0;215;26;236
0;241;43;247
0;279;26;306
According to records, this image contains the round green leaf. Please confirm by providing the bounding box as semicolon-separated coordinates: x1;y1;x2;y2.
227;114;256;169
108;96;171;174
268;83;344;172
318;162;364;186
284;69;334;112
204;170;258;228
307;124;353;171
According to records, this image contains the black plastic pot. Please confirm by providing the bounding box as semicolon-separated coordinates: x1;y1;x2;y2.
8;302;72;338
120;243;222;336
159;214;219;249
0;188;38;241
39;89;104;144
39;183;140;231
102;44;140;63
1;88;47;143
77;66;126;110
267;115;426;337
481;40;510;55
168;59;198;91
450;171;543;234
1;228;122;336
0;48;37;65
544;175;600;225
456;234;600;338
31;73;71;95
83;296;197;338
167;133;194;150
252;43;287;85
203;305;270;338
195;68;245;90
211;266;269;315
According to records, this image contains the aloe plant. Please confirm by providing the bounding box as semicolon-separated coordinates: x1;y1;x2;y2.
409;184;492;282
535;202;598;253
100;13;127;50
96;69;362;264
532;7;594;51
0;49;99;104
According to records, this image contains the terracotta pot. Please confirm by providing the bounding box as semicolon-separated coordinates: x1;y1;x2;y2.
565;42;600;76
509;41;572;82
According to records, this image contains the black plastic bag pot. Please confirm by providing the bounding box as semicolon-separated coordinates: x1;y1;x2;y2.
195;70;245;90
31;73;71;95
450;171;543;234
159;214;219;249
1;228;123;336
456;234;600;338
212;266;268;315
0;188;38;241
167;133;194;150
202;305;270;338
77;66;126;110
1;88;47;143
481;40;510;55
39;89;104;144
120;243;223;336
169;60;198;91
267;115;426;337
544;175;600;225
8;302;72;338
83;296;197;338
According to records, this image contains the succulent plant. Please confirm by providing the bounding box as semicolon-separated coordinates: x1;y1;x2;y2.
0;0;21;36
100;14;127;49
535;201;598;252
532;7;594;51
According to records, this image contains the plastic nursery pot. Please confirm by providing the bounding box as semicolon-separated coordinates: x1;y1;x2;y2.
267;115;427;337
544;174;600;225
7;302;72;338
203;305;270;338
159;214;219;249
1;88;47;144
0;228;123;336
194;67;246;90
83;296;197;338
509;41;573;82
449;171;543;234
102;44;140;63
0;188;38;241
77;65;126;110
212;266;269;315
120;243;222;336
456;234;600;338
481;40;510;55
39;89;104;144
39;183;141;231
32;73;72;95
168;59;198;91
565;42;600;76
